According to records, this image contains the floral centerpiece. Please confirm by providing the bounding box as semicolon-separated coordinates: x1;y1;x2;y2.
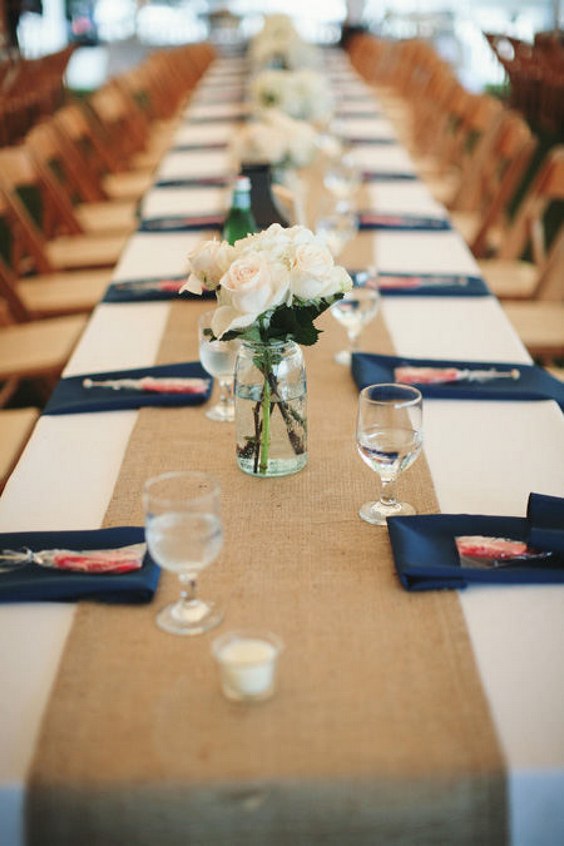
230;109;319;171
250;68;335;127
182;224;352;476
248;14;322;71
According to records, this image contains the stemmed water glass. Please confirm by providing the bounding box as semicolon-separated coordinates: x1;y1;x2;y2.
323;149;362;213
330;282;380;366
356;383;423;525
143;470;224;635
315;207;359;259
198;310;239;422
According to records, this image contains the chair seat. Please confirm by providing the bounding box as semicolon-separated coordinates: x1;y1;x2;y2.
478;258;538;299
0;314;87;380
46;233;127;270
103;170;154;202
451;211;503;252
75;201;138;235
503;301;564;359
0;407;39;487
16;268;111;316
421;170;459;206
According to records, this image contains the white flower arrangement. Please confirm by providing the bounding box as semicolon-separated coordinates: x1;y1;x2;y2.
250;68;335;126
230;109;319;170
249;14;322;71
181;223;352;344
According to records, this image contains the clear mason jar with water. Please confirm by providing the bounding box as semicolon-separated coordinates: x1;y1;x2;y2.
234;339;307;477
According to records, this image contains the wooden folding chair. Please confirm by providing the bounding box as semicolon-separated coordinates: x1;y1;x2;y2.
0;406;39;492
89;84;150;164
54;101;153;203
420;93;505;211
0;188;111;318
0;274;87;406
25;121;137;236
450;110;538;257
498;229;564;361
478;146;564;299
0;145;127;272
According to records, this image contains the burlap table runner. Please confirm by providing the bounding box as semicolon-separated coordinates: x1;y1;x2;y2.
27;300;506;845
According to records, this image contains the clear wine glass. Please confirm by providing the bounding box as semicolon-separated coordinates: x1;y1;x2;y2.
356;383;423;526
315;208;359;259
143;470;224;635
198;309;239;422
330;281;380;365
323;149;362;212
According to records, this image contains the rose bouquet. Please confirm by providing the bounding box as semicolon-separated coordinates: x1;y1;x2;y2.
248;14;322;71
229;109;319;171
250;68;335;126
182;224;352;475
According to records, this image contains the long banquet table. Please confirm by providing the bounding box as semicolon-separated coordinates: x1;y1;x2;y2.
0;49;563;846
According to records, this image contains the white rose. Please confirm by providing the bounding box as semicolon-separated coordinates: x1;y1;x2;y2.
293;241;334;276
233;123;287;166
244;224;293;261
181;240;235;294
291;259;353;302
212;253;290;338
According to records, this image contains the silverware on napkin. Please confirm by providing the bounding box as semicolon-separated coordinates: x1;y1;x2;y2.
0;543;146;574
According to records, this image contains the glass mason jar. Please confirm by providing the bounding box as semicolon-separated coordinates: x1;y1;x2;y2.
234;339;307;477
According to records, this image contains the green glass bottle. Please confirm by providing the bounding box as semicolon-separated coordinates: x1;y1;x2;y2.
222;176;258;244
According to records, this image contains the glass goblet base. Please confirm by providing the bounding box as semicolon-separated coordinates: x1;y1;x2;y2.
334;349;352;366
359;499;416;526
205;402;235;422
156;597;223;636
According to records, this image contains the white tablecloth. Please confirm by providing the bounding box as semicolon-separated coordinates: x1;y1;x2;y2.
0;53;563;846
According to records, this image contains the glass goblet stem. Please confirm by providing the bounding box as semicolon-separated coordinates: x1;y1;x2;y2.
178;573;198;605
347;329;361;354
379;477;398;509
218;378;234;412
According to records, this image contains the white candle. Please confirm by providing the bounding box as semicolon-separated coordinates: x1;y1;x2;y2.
212;631;283;702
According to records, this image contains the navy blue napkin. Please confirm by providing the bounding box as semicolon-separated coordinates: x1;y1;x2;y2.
350;270;490;297
362;171;418;182
103;275;216;303
139;214;224;233
358;212;451;232
44;362;212;415
171;142;228;152
185;115;246;125
0;527;159;603
155;177;229;189
347;137;397;146
351;352;564;408
387;512;564;591
336;110;384;119
528;492;564;554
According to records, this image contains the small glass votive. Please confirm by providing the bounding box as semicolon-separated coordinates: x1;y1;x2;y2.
211;630;284;702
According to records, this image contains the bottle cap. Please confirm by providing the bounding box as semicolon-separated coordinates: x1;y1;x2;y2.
235;175;251;191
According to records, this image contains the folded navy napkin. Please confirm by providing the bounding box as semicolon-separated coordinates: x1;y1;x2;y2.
103;275;215;303
139;214;224;233
388;496;564;591
350;270;490;297
347;137;397;146
351;352;564;408
358;212;451;232
155;177;229;189
44;362;212;415
362;171;417;182
185;115;246;125
171;142;228;152
0;527;159;603
527;492;564;554
336;110;384;119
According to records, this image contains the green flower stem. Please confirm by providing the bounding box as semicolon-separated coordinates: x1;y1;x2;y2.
259;372;271;474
